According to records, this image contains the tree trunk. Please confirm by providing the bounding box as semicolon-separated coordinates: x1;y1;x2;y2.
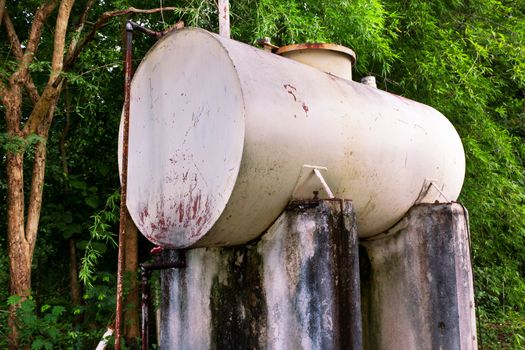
4;82;56;349
124;210;140;349
4;86;29;349
6;151;31;350
69;238;81;305
1;2;174;348
1;3;175;348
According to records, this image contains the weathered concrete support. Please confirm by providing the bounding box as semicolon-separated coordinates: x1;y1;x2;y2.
159;199;362;349
360;203;477;350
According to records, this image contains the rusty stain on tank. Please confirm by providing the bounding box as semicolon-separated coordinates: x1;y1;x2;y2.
283;84;310;116
120;28;465;248
283;84;297;101
139;206;149;226
302;103;309;114
136;165;214;244
140;191;213;245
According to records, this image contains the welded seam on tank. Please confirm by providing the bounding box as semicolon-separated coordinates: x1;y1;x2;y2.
187;30;249;247
195;28;248;213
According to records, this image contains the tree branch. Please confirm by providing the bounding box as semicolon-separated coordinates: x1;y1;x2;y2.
50;0;75;81
12;0;58;85
22;0;74;135
24;80;41;105
21;79;59;135
66;0;95;58
64;6;182;69
24;5;183;135
0;0;6;24
2;11;23;61
25;89;61;251
25;139;47;251
3;84;22;133
26;0;59;60
3;12;40;104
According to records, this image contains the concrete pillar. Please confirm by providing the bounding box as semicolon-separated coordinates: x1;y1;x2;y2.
360;203;477;350
159;199;362;349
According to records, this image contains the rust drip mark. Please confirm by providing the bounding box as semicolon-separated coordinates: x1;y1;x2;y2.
176;189;214;239
192;192;201;219
145;195;176;242
156;199;171;236
191;195;213;238
142;174;214;244
139;207;150;225
284;83;310;117
189;173;198;193
302;103;309;114
178;203;184;223
283;84;297;101
172;171;214;240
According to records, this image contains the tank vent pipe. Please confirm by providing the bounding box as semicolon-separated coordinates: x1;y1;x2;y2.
361;76;377;88
218;0;230;38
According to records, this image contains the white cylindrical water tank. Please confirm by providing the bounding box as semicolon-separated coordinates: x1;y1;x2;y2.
119;28;465;248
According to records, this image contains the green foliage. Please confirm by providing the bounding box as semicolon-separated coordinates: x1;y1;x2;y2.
0;296;100;349
79;190;120;288
80;272;117;325
171;0;219;29
0;275;119;349
1;0;524;348
231;0;398;74
0;133;45;154
379;0;525;346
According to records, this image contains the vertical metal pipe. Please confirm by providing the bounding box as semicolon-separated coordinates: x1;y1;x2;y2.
140;251;186;349
115;21;183;350
115;21;134;350
218;0;230;38
141;266;151;350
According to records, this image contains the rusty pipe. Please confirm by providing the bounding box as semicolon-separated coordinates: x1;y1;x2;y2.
115;21;134;350
116;20;184;349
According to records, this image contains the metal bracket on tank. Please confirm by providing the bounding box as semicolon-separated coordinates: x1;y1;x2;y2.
292;164;335;200
415;178;450;204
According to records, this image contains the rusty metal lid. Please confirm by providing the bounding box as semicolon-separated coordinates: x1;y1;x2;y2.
276;43;356;64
